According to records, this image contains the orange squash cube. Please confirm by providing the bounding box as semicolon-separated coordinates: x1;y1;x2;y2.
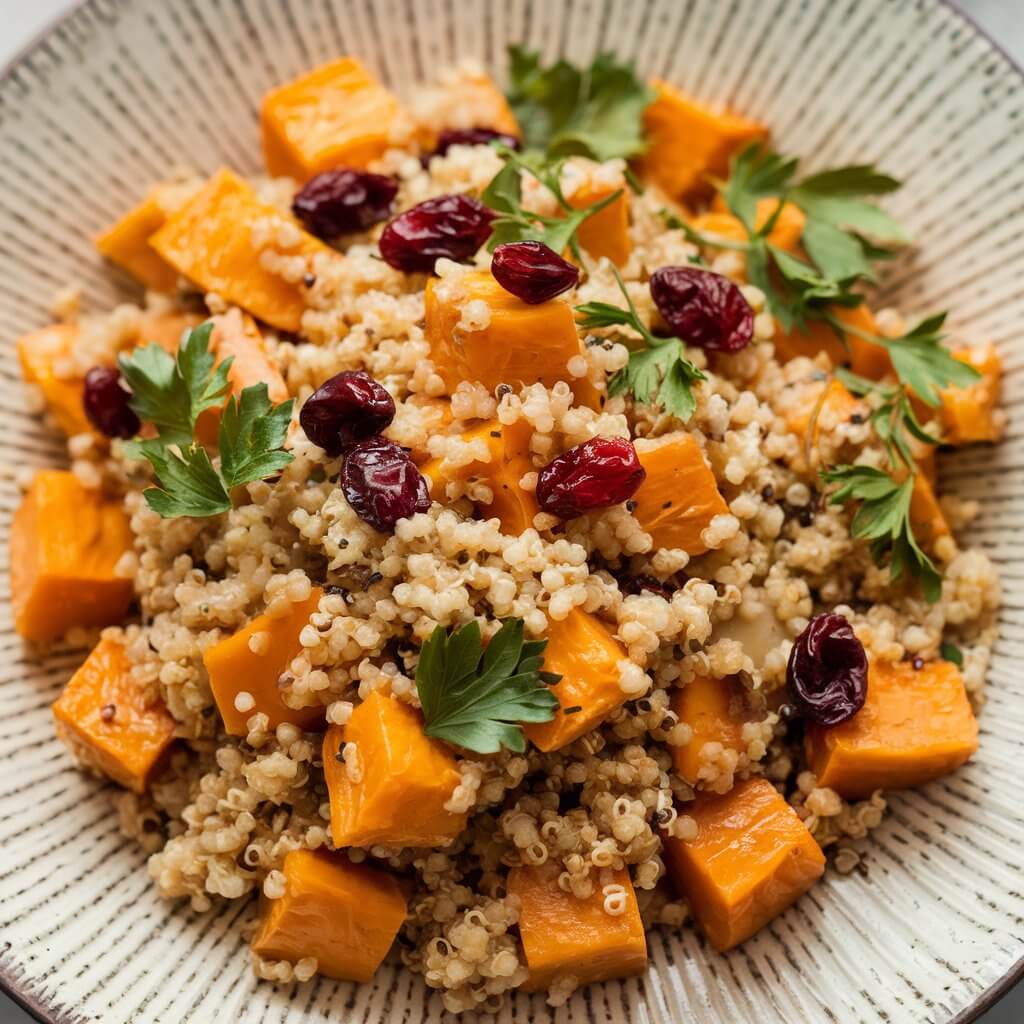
569;184;631;267
671;676;746;787
641;81;768;200
525;609;627;752
508;863;646;991
939;343;1002;443
17;324;92;437
702;197;806;253
773;304;890;379
11;471;133;643
323;690;465;848
785;378;866;444
424;271;597;407
52;638;176;792
909;471;950;549
261;58;407;182
251;848;406;982
663;777;825;951
95;184;196;292
631;433;729;555
203;590;325;735
805;660;978;800
420;418;538;534
150;169;331;333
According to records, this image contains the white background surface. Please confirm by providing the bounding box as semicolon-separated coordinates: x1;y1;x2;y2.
0;0;1018;1021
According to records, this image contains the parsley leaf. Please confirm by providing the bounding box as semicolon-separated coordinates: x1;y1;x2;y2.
121;321;295;519
506;47;655;163
416;618;559;754
940;641;964;668
575;269;706;421
821;464;941;602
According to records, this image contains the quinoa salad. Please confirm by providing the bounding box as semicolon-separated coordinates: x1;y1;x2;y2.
10;49;1003;1013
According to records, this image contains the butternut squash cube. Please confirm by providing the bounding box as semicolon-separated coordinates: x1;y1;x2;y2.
17;324;92;437
95;184;196;292
203;589;325;735
508;862;646;991
641;81;768;200
702;197;806;254
773;304;890;379
323;690;465;848
420;419;538;534
525;609;626;752
424;271;597;407
671;676;746;787
785;378;865;444
631;433;729;555
251;848;406;982
52;638;176;792
150;169;331;333
261;58;407;182
805;660;978;799
11;471;133;642
569;184;631;267
909;470;950;550
663;777;825;951
939;343;1002;444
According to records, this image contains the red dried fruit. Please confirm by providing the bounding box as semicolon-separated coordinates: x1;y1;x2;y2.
341;436;431;531
491;241;580;304
292;169;399;238
379;194;496;274
650;266;754;353
299;371;396;456
82;366;140;439
536;437;646;519
432;128;520;158
787;613;868;725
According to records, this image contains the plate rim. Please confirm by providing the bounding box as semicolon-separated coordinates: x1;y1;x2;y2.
0;0;1019;1021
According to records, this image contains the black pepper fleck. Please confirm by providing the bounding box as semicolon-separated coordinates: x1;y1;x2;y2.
489;430;501;438
495;383;513;399
661;500;673;510
850;412;865;424
562;705;583;715
761;485;775;500
625;500;638;512
798;508;814;527
912;656;924;671
366;572;383;586
335;751;346;763
302;272;316;287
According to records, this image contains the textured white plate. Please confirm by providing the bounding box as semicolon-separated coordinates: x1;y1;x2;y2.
0;1;1022;1022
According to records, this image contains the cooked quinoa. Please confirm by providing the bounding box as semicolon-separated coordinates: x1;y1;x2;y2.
16;52;1002;1014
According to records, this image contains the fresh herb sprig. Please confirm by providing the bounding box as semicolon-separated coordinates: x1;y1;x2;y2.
575;269;706;421
820;464;941;602
481;149;623;262
416;618;559;754
119;323;295;519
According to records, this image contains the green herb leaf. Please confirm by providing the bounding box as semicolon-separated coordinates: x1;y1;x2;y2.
416;618;559;754
506;46;655;163
219;385;295;489
131;439;231;519
821;464;941;602
940;641;964;668
721;144;798;233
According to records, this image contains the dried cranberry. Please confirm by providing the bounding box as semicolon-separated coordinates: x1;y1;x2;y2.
491;241;580;304
292;169;398;238
341;436;430;531
300;371;396;456
536;437;646;519
82;366;140;439
787;613;868;725
379;194;496;273
432;128;520;158
650;266;754;353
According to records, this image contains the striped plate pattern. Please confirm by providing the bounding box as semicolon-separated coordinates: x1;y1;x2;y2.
0;1;1022;1022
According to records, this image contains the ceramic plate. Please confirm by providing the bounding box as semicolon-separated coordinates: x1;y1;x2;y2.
0;1;1022;1021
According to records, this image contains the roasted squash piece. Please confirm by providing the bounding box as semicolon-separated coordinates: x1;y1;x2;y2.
17;324;92;437
671;676;746;787
631;433;729;555
150;169;330;333
261;57;407;181
805;660;978;799
786;378;865;444
773;304;890;379
11;471;133;642
939;343;1002;444
909;470;950;549
641;80;767;200
524;609;626;752
95;184;196;292
508;862;646;991
203;589;325;735
323;690;465;848
425;271;597;407
701;197;806;253
251;848;406;982
420;418;537;534
52;638;175;792
569;184;631;267
663;777;825;951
